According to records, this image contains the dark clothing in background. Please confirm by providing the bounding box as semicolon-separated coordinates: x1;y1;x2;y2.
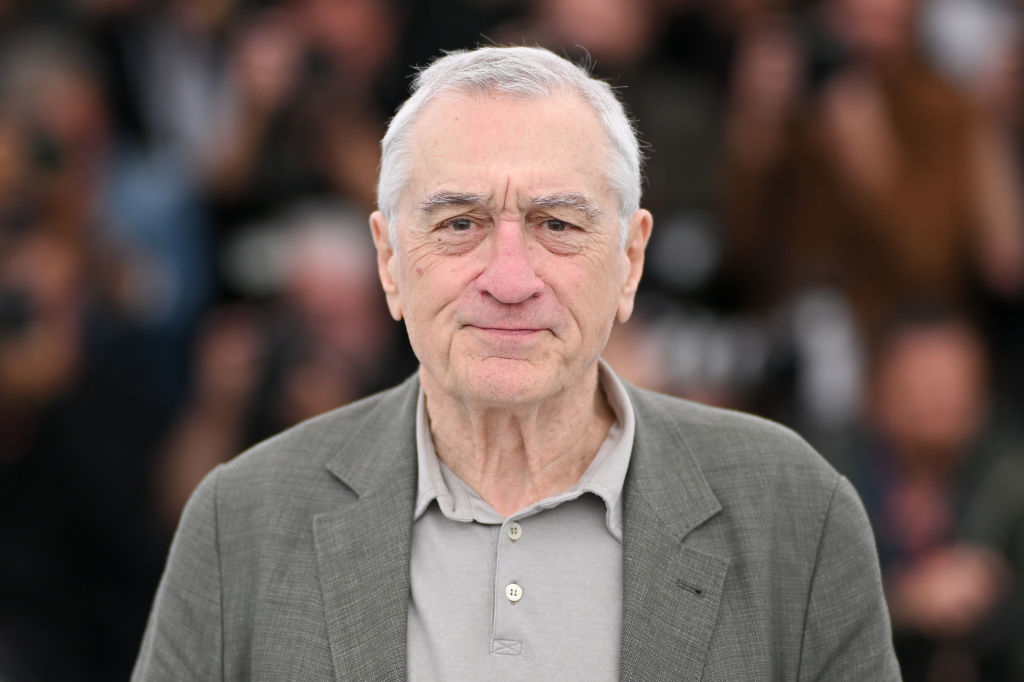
0;370;165;681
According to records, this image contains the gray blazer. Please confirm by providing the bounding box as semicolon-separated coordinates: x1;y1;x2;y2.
133;376;901;680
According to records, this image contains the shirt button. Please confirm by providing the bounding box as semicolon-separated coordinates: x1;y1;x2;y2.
507;522;522;541
505;583;523;603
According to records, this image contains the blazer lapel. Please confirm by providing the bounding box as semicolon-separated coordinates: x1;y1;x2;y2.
313;377;420;681
620;387;728;682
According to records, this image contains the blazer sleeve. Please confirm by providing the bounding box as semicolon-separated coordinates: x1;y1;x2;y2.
798;475;902;681
132;466;225;681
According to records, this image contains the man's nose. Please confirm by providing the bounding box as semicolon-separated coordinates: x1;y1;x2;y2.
476;221;545;304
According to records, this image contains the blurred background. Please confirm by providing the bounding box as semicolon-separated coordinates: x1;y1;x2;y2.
0;0;1022;679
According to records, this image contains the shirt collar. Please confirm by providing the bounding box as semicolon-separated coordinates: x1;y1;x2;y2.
413;358;636;541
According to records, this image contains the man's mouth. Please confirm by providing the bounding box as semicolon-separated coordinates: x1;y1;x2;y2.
471;326;543;336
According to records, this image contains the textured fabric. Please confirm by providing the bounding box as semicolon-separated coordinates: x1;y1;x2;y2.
133;373;902;681
407;360;634;680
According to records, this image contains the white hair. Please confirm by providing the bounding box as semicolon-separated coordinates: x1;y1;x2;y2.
376;46;643;243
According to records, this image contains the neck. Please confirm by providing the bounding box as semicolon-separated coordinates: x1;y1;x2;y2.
421;364;615;516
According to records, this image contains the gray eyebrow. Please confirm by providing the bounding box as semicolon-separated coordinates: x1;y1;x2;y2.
528;193;603;222
418;191;488;215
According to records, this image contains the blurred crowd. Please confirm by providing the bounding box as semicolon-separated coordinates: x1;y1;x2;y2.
0;0;1022;679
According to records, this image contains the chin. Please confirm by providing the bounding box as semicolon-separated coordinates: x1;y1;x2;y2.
455;358;563;407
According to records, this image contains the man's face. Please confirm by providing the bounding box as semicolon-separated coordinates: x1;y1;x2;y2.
371;91;651;407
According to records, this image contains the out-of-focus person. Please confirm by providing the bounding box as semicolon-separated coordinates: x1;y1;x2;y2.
204;0;401;268
832;308;1024;682
721;0;1024;341
921;0;1024;415
0;29;212;410
79;0;243;172
154;202;412;528
0;29;213;680
0;202;166;682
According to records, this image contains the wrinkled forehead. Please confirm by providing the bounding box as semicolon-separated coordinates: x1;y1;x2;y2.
399;90;615;216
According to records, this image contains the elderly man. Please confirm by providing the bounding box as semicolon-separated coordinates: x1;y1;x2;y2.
134;46;900;680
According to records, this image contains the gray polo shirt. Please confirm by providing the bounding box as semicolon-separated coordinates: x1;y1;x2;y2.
407;361;636;681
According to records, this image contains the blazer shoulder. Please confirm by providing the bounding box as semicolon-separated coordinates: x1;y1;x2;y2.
627;384;840;493
217;375;417;490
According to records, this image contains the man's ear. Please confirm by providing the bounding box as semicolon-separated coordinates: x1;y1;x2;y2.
616;208;653;323
370;210;403;321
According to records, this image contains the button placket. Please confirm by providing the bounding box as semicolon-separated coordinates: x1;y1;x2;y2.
502;521;523;604
491;520;529;652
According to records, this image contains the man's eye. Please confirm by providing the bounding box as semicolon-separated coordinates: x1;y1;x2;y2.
544;219;570;232
446;218;474;231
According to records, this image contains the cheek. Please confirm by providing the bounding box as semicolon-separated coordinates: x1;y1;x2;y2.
398;249;479;319
554;255;625;332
